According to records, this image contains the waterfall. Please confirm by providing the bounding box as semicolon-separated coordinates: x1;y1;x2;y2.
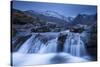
64;32;87;57
17;31;87;57
18;34;45;53
38;38;58;53
18;35;36;53
13;31;90;66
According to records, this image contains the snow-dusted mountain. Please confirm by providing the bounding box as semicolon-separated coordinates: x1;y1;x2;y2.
24;10;74;22
43;11;67;21
24;10;71;27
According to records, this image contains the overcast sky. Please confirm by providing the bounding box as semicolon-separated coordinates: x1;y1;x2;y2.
12;1;97;17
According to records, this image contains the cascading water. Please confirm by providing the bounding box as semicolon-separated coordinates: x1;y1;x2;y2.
18;34;45;53
38;38;58;53
64;32;87;57
18;34;36;53
12;31;90;66
18;31;87;56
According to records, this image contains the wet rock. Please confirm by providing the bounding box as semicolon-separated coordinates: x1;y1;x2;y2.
57;32;68;52
70;27;84;33
31;26;51;32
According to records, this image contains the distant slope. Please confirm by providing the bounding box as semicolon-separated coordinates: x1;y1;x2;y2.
24;10;70;27
12;9;37;25
72;14;97;25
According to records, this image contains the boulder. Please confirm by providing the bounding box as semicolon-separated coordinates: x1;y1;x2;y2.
70;27;84;33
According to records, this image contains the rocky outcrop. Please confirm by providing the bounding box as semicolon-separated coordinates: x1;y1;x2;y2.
70;27;84;33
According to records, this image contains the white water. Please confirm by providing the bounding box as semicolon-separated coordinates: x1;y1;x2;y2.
18;34;36;53
12;52;88;66
12;31;90;66
64;32;87;57
38;38;58;53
